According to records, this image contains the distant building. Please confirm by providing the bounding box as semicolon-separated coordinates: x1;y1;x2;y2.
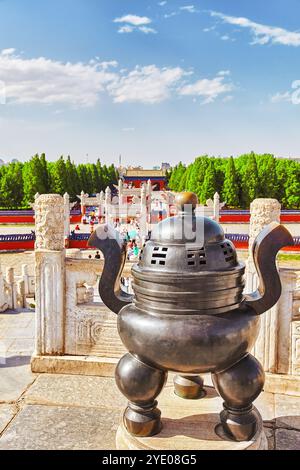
122;168;167;190
161;162;171;171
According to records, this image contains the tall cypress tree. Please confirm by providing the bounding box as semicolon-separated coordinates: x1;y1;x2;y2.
0;163;24;208
222;157;240;208
284;162;300;208
242;153;260;207
22;154;48;206
257;154;278;199
200;160;217;204
49;156;67;195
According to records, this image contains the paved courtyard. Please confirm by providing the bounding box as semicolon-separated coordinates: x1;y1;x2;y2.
0;308;300;450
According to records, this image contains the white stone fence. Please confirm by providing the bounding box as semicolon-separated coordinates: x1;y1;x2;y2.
0;264;35;312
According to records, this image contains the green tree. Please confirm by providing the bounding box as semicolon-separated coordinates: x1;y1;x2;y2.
168;162;186;191
49;156;67;195
65;156;80;200
22;154;49;207
276;158;290;204
0;163;24;208
222;157;240;208
200;160;217;203
241;153;260;207
284;162;300;208
187;157;207;194
257;154;278;199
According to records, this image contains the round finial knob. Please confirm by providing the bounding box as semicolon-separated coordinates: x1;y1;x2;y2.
175;192;198;212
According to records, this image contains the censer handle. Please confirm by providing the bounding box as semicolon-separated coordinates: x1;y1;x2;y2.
88;225;134;314
244;222;294;315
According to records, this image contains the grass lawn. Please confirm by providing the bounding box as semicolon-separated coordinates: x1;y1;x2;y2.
278;253;300;261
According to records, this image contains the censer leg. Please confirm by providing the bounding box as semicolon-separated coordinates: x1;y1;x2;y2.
173;375;205;399
115;353;167;437
212;354;265;442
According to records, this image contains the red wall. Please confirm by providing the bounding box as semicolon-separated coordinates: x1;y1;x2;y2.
0;216;35;224
220;213;300;223
0;215;82;225
0;239;299;252
0;241;35;251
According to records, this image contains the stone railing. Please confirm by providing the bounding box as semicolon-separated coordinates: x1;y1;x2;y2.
0;264;35;312
0;233;35;242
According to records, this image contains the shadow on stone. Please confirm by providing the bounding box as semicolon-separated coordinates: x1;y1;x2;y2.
0;356;32;368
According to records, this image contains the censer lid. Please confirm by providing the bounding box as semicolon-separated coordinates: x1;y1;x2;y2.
137;192;242;274
150;192;225;246
133;192;245;313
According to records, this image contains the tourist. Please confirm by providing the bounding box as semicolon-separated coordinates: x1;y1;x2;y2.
75;224;80;231
95;251;101;260
133;242;139;258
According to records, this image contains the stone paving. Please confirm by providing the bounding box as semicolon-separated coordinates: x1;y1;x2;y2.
0;308;300;450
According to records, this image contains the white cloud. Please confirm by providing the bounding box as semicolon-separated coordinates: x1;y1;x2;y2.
271;92;292;103
180;5;198;14
164;12;178;19
138;26;157;34
108;65;188;104
122;127;135;132
1;48;16;56
0;49;118;107
210;11;300;47
221;35;230;41
114;15;152;26
218;70;231;76
223;95;234;103
158;1;167;5
118;25;134;34
179;75;233;104
0;49;233;107
203;26;216;32
99;60;118;70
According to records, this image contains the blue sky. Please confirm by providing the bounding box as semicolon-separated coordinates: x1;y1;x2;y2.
1;0;300;166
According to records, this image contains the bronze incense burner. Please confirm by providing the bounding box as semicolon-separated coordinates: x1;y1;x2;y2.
89;192;293;442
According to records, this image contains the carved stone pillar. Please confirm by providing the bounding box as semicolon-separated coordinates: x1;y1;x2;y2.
213;193;220;223
246;198;281;372
21;264;29;295
140;184;147;238
105;187;111;224
63;193;70;240
0;266;9;313
35;194;65;356
80;190;86;222
6;268;16;309
146;180;152;228
100;191;105;219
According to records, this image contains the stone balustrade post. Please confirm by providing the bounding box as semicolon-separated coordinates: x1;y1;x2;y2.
213;192;220;223
140;184;147;238
105;187;112;224
146;179;152;227
98;191;105;219
21;264;29;295
80;190;86;222
246;198;281;372
6;267;16;309
16;280;25;308
0;265;8;313
64;193;70;241
35;194;65;356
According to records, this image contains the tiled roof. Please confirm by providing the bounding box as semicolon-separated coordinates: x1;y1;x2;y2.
124;169;166;177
